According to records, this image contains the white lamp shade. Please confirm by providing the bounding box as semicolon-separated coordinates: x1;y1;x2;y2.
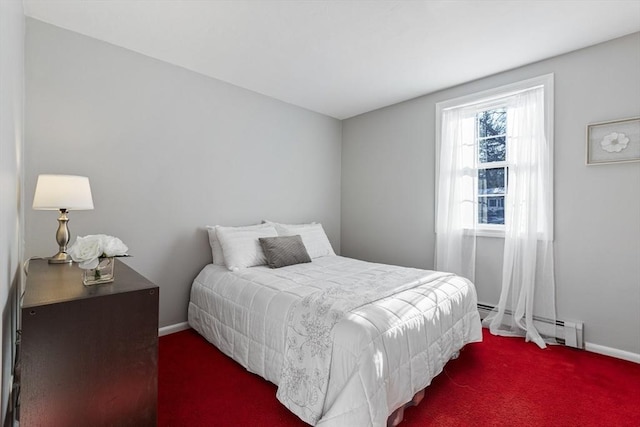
32;174;94;210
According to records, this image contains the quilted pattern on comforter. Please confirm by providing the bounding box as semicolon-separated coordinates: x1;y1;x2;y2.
188;256;482;426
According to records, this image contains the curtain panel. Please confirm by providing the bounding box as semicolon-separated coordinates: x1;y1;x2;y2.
435;84;556;348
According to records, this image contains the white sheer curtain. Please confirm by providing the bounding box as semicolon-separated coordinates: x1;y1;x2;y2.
436;83;556;349
483;87;556;348
435;107;477;282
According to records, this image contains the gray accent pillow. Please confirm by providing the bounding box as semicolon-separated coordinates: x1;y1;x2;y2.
258;235;312;269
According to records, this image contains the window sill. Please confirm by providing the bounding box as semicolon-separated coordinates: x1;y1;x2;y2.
477;229;505;238
464;228;505;238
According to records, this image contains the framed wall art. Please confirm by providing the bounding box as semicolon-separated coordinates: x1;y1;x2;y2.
586;117;640;165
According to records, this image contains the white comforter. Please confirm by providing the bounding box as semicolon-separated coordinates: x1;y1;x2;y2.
188;256;482;426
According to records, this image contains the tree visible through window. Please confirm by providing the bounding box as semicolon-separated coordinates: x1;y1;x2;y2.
477;108;508;225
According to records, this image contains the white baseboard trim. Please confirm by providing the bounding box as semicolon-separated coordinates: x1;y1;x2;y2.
158;322;190;337
585;342;640;364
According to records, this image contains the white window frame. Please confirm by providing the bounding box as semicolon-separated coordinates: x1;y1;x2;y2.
475;104;509;231
435;74;554;238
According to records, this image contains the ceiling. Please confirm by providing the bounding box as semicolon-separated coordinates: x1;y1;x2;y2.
23;1;640;119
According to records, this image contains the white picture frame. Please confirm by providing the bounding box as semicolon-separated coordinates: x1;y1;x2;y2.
586;117;640;165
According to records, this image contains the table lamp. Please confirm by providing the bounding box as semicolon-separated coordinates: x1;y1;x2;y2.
32;174;94;264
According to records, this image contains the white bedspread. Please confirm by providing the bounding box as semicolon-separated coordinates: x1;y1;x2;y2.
188;256;482;426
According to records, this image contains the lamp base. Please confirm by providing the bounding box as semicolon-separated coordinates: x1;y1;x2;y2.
48;251;72;264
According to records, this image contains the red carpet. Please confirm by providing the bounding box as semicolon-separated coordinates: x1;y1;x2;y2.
159;328;640;426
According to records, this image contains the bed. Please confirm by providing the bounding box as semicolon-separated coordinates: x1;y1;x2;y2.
188;222;482;426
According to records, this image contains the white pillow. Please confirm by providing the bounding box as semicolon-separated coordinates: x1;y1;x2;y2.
215;224;278;271
206;223;275;266
266;221;335;259
205;226;226;266
263;220;316;234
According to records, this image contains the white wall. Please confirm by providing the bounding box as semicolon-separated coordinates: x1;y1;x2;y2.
25;19;342;328
342;33;640;355
0;1;24;423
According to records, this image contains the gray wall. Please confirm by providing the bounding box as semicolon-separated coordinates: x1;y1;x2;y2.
0;1;24;423
342;33;640;355
25;19;342;328
21;17;640;356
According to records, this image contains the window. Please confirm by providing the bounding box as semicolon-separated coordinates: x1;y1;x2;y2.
477;108;508;226
435;74;554;237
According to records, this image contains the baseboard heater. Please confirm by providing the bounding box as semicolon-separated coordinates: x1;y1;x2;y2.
477;303;584;349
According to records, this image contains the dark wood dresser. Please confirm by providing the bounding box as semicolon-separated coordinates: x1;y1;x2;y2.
19;258;159;427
